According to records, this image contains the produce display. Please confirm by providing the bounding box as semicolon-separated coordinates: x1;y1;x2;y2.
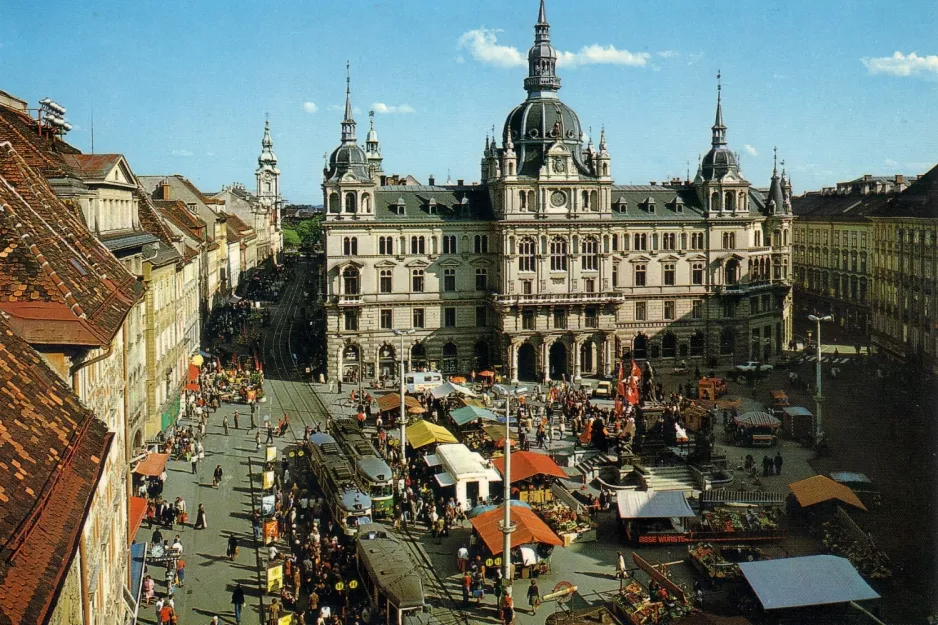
534;501;594;535
687;543;760;582
612;582;695;625
698;507;778;533
821;519;892;580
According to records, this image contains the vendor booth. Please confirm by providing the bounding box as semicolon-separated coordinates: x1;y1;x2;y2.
449;405;500;427
405;420;458;450
469;505;562;578
788;475;867;517
376;393;424;414
424;443;501;507
492;450;566;503
688;542;768;587
698;377;728;400
616;490;696;545
780;406;813;440
730;412;780;447
430;381;476;399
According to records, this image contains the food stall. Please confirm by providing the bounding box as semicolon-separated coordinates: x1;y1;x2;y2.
787;475;867;519
820;507;891;580
468;505;562;579
779;406;813;440
694;507;783;543
687;542;767;586
405;420;458;451
729;412;781;447
682;404;714;434
767;390;789;415
698;377;728;400
424;443;502;508
616;490;697;545
492;450;566;503
611;553;695;624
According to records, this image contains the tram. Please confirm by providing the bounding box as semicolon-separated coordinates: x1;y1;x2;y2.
307;433;372;535
331;418;395;518
356;524;436;625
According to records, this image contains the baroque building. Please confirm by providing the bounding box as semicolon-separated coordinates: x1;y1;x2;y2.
321;1;793;383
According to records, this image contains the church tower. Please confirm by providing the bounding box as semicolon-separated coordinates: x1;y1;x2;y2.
695;75;750;217
365;110;383;181
255;118;281;211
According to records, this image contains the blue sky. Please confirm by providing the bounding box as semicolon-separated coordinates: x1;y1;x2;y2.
2;0;936;204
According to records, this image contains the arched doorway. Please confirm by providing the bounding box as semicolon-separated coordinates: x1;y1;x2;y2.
342;344;360;382
549;342;568;379
378;344;396;380
441;343;458;374
632;333;648;360
411;343;427;372
474;340;489;370
580;340;594;374
132;429;143;450
517;343;536;381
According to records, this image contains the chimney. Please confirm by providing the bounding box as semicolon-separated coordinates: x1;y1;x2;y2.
895;174;906;192
380;175;387;186
649;181;657;186
161;181;172;200
428;175;436;186
457;179;464;187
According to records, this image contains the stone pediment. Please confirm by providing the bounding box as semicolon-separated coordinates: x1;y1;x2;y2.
405;259;430;268
374;260;397;268
438;258;462;268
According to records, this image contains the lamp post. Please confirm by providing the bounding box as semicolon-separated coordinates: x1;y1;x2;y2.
807;314;832;443
493;384;527;589
392;329;415;468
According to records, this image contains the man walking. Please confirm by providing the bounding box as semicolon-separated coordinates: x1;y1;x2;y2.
223;415;230;435
233;410;240;429
774;452;783;476
265;423;274;445
527;579;541;614
213;465;224;488
231;582;246;624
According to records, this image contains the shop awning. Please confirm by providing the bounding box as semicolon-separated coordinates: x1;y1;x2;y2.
733;411;781;428
467;499;531;519
430;381;477;399
406;420;458;449
492;451;567;483
469;506;562;555
133;452;169;477
616;490;695;519
781;406;813;418
739;555;879;610
789;475;867;511
187;363;199;381
129;542;149;620
128;496;148;545
376;393;423;413
434;472;457;488
450;405;500;426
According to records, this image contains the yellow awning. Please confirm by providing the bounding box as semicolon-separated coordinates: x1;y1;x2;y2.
406;419;458;449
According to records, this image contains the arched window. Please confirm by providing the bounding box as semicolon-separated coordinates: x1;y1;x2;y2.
581;190;589;208
344;192;357;213
590;190;598;210
443;268;456;292
581;236;599;271
378;236;392;255
411;236;426;255
442;235;456;254
474;235;489;254
329;192;340;213
441;343;458;374
519;190;527;210
725;259;739;285
725;192;735;212
754;230;762;247
379;269;392;293
518;237;536;272
411;269;425;292
710;191;719;211
550;237;567;271
343;237;357;256
342;267;360;295
361;193;372;213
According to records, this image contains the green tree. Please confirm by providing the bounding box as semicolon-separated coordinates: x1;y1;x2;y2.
294;216;323;250
282;227;301;249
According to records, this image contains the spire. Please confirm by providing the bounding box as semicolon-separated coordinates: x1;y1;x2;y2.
524;0;561;96
766;146;785;214
257;117;278;171
599;126;608;155
366;110;379;147
773;146;778;175
711;70;727;148
341;61;357;143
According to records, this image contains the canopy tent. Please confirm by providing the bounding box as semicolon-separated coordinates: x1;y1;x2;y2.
128;496;148;545
405;420;458;449
185;363;200;391
492;451;566;483
376;393;423;413
130;542;148;618
450;405;500;426
734;411;781;428
739;555;879;610
133;452;169;477
782;406;813;418
467;499;532;519
829;471;874;486
470;506;562;555
484;425;518;444
616;490;696;519
431;381;477;399
789;475;867;511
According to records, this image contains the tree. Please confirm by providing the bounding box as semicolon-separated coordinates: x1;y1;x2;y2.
294;216;323;252
282;228;301;249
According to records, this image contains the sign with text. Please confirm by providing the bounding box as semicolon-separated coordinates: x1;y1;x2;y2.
263;470;275;490
266;445;277;462
262;494;276;516
266;563;283;593
263;519;279;545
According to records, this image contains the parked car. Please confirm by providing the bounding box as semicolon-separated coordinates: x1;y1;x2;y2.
734;361;774;374
593;381;614;398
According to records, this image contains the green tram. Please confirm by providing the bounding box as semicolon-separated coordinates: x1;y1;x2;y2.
331;418;395;518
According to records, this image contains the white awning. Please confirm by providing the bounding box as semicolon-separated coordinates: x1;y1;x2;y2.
434;472;457;487
424;454;442;468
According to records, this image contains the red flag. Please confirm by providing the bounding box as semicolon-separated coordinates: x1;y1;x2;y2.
630;359;642;379
614;397;623;415
617;381;627;397
626;378;640;405
617;361;625;383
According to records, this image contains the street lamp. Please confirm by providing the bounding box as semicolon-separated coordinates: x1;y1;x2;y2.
392;329;416;468
807;314;832;444
492;383;527;589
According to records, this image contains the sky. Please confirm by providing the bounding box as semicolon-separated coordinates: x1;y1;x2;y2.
2;0;937;204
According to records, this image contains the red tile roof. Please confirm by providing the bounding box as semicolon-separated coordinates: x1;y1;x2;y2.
0;105;81;181
59;153;124;181
135;185;175;245
0;315;112;625
0;142;138;346
155;199;207;241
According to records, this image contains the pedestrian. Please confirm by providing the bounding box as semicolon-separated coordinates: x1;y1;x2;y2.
252;509;262;541
527;579;541;614
265;423;274;445
227;534;239;560
255;430;261;451
152;526;163;546
501;588;514;625
213;464;224;488
762;455;772;477
191;454;198;474
159;600;175;625
462;571;471;607
232;582;246;624
142;574;155;606
234;410;240;429
175;557;186;587
250;406;257;429
267;598;281;625
774;452;783;476
195;503;207;530
165;563;176;596
616;551;627;579
223;415;230;435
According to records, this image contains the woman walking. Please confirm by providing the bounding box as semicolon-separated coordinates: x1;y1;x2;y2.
227;534;239;560
194;503;208;530
213;464;224;488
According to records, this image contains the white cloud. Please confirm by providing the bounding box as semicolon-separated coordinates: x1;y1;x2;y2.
744;144;759;157
372;102;415;114
862;51;938;77
303;101;318;114
172;149;192;157
657;50;678;59
458;28;649;69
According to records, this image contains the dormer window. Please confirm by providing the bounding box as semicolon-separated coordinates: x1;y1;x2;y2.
615;197;628;213
644;197;656;213
391;196;406;216
673;197;684;213
460;196;470;217
427;198;437;215
186;202;197;214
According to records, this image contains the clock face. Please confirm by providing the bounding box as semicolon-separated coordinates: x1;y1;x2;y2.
552;157;566;173
550;190;566;207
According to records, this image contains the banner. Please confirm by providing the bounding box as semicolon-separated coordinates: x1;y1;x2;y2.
266;446;278;462
266;563;283;593
262;494;276;516
263;471;275;490
263;519;279;545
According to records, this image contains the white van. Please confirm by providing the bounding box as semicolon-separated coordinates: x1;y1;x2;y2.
405;371;444;394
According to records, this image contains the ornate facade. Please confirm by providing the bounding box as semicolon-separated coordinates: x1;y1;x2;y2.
321;1;793;383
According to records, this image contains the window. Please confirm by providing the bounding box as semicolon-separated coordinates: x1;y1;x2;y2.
553;308;567;329
410;236;426;255
754;230;762;247
476;307;487;327
612;234;619;251
662;332;677;358
345;192;357;213
343;309;359;331
722;232;736;249
633;233;647;250
475;268;487;291
723;300;736;318
378;236;393;255
522;310;535;330
522;280;533;295
692;262;705;285
582;237;599;271
663;263;675;286
662;233;676;250
518;237;536;272
720;328;735;354
692;299;703;319
444;307;456;328
442;235;457;254
343;237;358;256
634;263;647;286
379;269;392;294
443;268;456;292
725;260;739;284
691;233;704;250
379;309;392;329
635;301;647;321
474;235;489;254
691;331;704;356
411;269;425;292
550;237;568;271
750;297;759;314
412;308;425;328
612;264;619;287
342;267;360;295
584;278;595;293
664;300;675;320
329;193;340;213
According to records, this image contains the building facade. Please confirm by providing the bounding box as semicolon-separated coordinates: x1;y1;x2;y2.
321;1;793;383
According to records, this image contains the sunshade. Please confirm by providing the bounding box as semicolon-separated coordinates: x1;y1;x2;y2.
733;411;781;428
781;406;813;417
128;496;148;545
449;376;467;384
466;500;532;519
187;363;199;381
789;475;867;511
470;506;562;554
376;393;423;412
616;490;696;519
739;555;879;610
434;472;457;487
829;472;873;485
450;405;500;426
431;381;476;399
479;370;495;377
406;420;458;449
492;451;566;483
133;452;169;476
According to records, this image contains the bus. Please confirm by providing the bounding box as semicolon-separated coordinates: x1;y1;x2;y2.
405;371;443;394
331;418;394;518
307;433;372;535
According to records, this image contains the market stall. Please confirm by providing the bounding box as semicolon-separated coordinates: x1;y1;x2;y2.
780;406;813;440
424;443;502;507
430;381;477;399
687;543;767;587
820;507;891;580
729;412;780;447
616;490;696;545
694;506;784;543
376;392;424;414
610;553;695;624
787;475;867;518
469;505;562;578
698;377;728;400
829;471;881;508
491;450;566;503
405;420;458;450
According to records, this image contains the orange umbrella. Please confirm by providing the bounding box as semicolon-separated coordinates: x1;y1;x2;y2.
495;437;517;448
449;376;467;384
479;370;495;377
